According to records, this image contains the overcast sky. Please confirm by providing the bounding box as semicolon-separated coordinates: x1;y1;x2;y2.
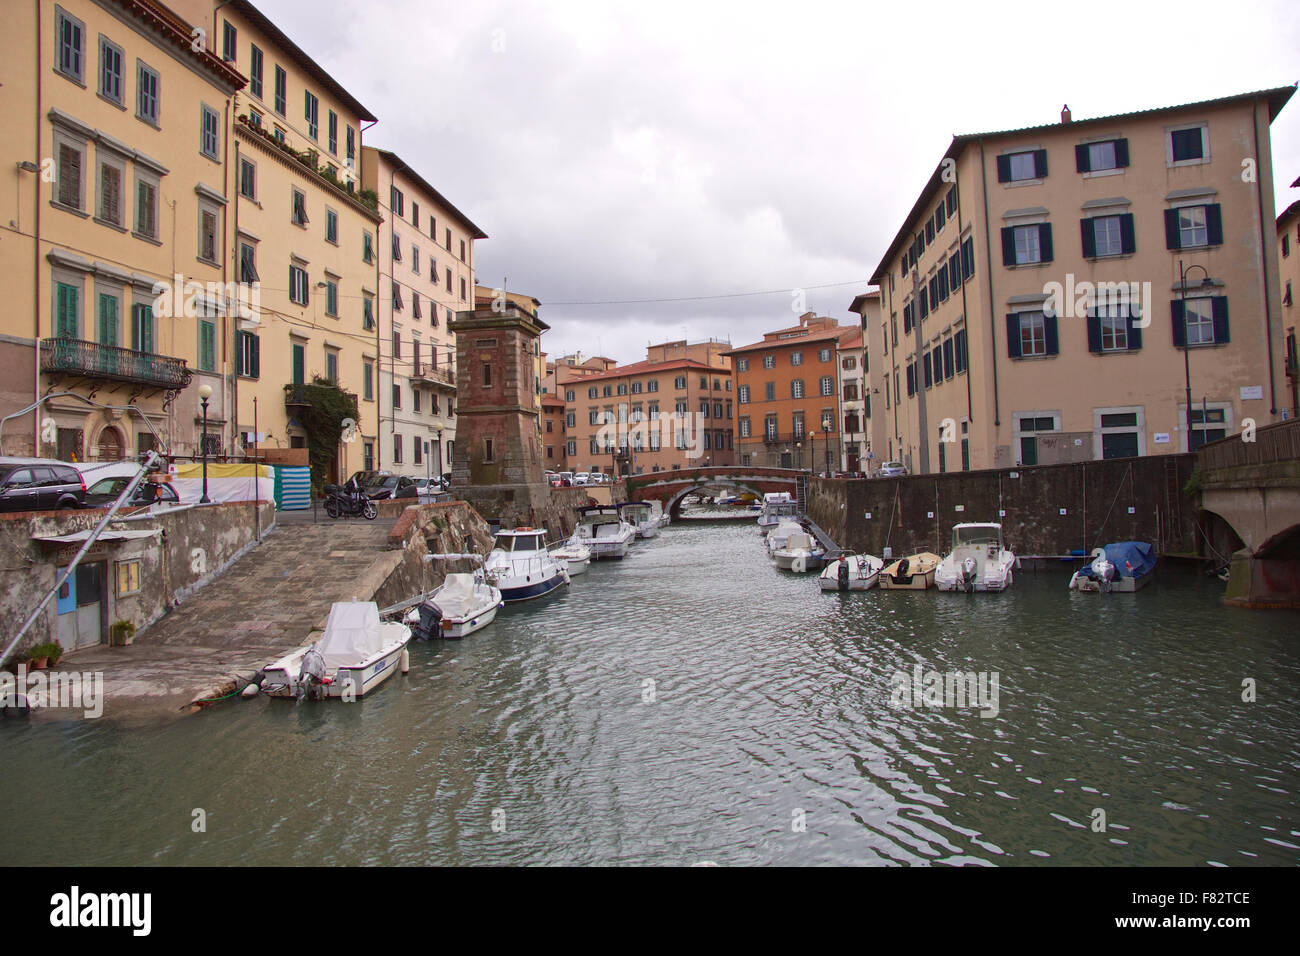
261;0;1300;365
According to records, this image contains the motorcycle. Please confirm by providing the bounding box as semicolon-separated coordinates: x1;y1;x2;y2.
323;482;377;520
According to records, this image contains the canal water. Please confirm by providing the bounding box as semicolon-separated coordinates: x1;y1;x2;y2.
3;518;1298;866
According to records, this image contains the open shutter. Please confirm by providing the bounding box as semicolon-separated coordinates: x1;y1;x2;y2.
1171;300;1187;348
1119;213;1136;254
1206;204;1224;245
1126;301;1143;351
1080;218;1096;258
1044;313;1059;355
1114;138;1130;167
1086;308;1102;353
1211;296;1230;343
955;330;967;373
1075;144;1091;173
996;154;1012;182
1039;223;1054;263
251;335;260;378
923;352;931;388
1033;149;1049;178
1006;314;1022;358
1001;227;1016;266
1164;209;1181;250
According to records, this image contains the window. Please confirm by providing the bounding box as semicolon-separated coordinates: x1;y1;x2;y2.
291;189;308;226
328;110;337;154
96;291;119;346
739;416;751;438
97;156;123;225
460;239;466;262
363;296;374;330
390;186;404;217
201;105;220;159
790;351;803;366
274;66;287;116
197;318;216;371
237;331;260;378
819;376;833;396
198;205;218;262
239;158;256;199
291;341;305;384
1006;310;1059;358
99;37;123;104
1082;213;1135;258
737;358;749;372
249;45;263;99
738;384;749;404
674;375;686;389
56;140;83;210
1075;138;1129;173
131;302;154;352
483;438;494;462
762;354;775;369
392;383;402;410
445;227;452;250
1097;409;1142;460
765;382;775;401
239;242;258;282
998;149;1047;182
52;281;79;338
289;264;309;305
362;231;374;263
136;61;159;125
1099;305;1128;351
1188;405;1230;451
764;415;778;439
346;125;355;164
116;559;141;597
248;108;261;128
134;174;158;239
304;90;319;140
1165;204;1222;250
414;436;422;464
445;268;452;293
1173;297;1229;347
326;209;338;244
411;245;420;274
324;349;338;384
56;7;85;82
1169;126;1206;164
392;281;403;311
791;379;804;399
325;280;338;316
393;433;403;463
483;363;492;387
647;379;658;392
221;20;236;61
1002;223;1051;266
460;278;467;301
961;236;975;280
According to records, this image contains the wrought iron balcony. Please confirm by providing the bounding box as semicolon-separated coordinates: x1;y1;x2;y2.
410;364;456;388
41;337;192;390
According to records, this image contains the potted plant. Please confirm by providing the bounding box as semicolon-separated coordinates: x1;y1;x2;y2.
110;620;136;647
44;640;63;668
25;643;52;670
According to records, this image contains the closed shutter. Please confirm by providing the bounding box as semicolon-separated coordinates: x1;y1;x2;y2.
56;283;78;338
1211;296;1230;343
133;304;154;352
1033;149;1049;178
1038;223;1054;262
1006;314;1021;358
996;154;1012;182
1164;209;1181;250
98;294;117;345
1086;309;1101;353
1075;143;1091;173
954;330;967;374
1044;313;1059;355
250;333;260;379
1114;138;1130;167
1171;300;1187;348
961;237;974;280
101;164;119;222
1126;302;1143;351
943;337;955;378
1081;218;1096;258
923;351;932;388
906;363;915;396
1119;213;1136;254
1001;226;1016;266
1206;204;1224;246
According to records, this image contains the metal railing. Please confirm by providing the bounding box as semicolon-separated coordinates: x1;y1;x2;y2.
411;365;456;387
40;338;191;389
1197;417;1300;471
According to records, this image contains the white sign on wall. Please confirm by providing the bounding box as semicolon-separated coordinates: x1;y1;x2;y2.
1240;385;1264;401
1153;433;1171;444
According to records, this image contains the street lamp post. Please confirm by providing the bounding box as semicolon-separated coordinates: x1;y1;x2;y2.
198;383;212;503
1178;261;1214;452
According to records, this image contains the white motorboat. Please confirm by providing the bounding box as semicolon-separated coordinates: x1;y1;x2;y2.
765;518;804;555
406;572;502;639
647;499;669;529
551;535;592;576
757;492;798;529
576;506;636;559
618;500;660;538
483;528;571;602
819;552;885;591
773;531;828;572
935;522;1017;592
1069;541;1156;592
262;601;411;699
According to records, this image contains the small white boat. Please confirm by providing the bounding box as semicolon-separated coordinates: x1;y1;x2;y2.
819;552;885;591
551;535;592;576
262;602;411;699
1069;541;1156;593
766;519;804;555
484;528;570;602
935;523;1016;592
618;501;660;538
757;492;797;529
773;531;828;572
576;506;636;559
406;572;503;639
879;552;941;590
647;499;669;529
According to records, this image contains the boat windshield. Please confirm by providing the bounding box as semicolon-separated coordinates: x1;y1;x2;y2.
494;533;543;552
954;525;1002;548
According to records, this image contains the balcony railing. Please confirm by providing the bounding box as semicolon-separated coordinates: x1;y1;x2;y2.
410;364;456;387
746;431;836;445
41;337;192;390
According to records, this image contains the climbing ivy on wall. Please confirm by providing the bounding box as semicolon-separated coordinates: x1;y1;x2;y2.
286;377;358;495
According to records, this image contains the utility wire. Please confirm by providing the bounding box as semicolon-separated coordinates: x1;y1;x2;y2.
546;279;872;307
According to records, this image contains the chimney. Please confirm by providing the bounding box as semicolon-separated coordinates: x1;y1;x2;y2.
1061;104;1072;124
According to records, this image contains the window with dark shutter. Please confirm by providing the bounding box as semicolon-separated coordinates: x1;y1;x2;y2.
961;237;974;280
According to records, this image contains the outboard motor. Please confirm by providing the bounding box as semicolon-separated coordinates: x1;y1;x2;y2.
297;644;327;700
1101;561;1117;593
961;555;978;593
896;556;910;584
414;603;442;642
837;559;850;592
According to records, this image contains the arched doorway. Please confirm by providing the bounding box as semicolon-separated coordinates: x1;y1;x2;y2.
96;426;124;461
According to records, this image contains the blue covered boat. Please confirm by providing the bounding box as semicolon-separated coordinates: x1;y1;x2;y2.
1069;541;1156;592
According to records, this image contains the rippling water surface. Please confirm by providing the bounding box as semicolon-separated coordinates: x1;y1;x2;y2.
3;518;1299;866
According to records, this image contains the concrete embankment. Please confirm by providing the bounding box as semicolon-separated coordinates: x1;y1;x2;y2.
806;455;1198;561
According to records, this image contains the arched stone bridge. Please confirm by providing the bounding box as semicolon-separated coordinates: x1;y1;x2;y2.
1196;418;1300;608
625;466;803;517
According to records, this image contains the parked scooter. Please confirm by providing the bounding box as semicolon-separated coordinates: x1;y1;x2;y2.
323;479;377;520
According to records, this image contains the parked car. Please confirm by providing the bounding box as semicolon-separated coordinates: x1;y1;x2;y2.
877;461;908;478
83;475;181;509
414;476;450;501
0;457;86;512
572;472;591;486
363;473;418;500
558;471;574;487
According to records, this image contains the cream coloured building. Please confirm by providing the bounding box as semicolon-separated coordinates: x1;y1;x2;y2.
868;88;1293;475
0;0;244;461
363;147;486;480
1277;179;1300;419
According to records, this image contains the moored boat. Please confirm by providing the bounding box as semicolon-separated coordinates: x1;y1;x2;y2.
551;535;592;575
576;506;636;559
406;572;503;639
483;528;571;602
773;531;828;572
262;601;411;699
765;518;804;556
879;552;941;590
757;492;798;529
618;501;660;538
1069;541;1155;592
935;523;1017;592
819;552;885;591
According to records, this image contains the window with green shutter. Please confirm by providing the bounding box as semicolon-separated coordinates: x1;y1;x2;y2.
199;319;216;371
98;293;118;346
55;283;79;338
132;303;154;353
292;342;305;384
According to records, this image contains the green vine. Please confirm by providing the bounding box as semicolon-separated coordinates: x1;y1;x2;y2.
287;377;359;495
1182;469;1205;497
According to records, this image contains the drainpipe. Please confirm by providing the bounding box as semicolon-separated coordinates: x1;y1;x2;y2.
362;120;380;469
32;0;43;455
1251;101;1279;415
223;96;233;458
978;138;1002;429
954;163;973;427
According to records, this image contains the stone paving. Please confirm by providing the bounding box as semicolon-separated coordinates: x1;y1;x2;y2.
62;512;402;720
